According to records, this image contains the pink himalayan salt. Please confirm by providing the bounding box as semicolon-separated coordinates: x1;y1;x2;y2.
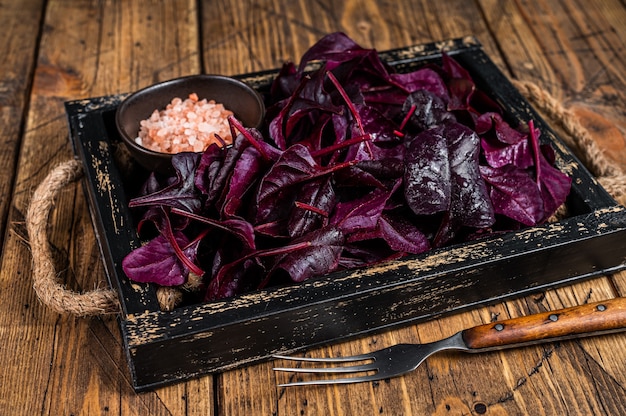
135;93;234;154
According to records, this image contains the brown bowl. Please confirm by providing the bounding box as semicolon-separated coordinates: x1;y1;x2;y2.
115;74;265;174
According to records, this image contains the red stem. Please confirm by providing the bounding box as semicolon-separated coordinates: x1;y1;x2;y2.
213;133;227;148
171;208;234;234
187;227;211;247
399;105;416;130
326;71;366;136
255;241;314;290
254;241;312;258
528;120;541;186
253;221;283;233
311;133;372;158
162;216;204;276
220;240;314;289
310;159;358;180
228;115;271;162
294;201;329;217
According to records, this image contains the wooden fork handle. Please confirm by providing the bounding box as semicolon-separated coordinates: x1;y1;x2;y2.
462;297;626;350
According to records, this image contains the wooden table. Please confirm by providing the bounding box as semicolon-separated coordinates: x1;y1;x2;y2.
1;0;625;414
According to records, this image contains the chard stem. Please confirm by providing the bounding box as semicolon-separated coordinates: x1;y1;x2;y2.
311;133;372;158
187;228;211;247
171;208;232;233
327;71;373;157
253;221;283;233
228;115;271;162
528;120;541;186
294;201;329;217
254;241;312;258
326;71;366;136
225;241;314;290
311;159;358;179
213;133;227;148
163;215;204;276
399;105;417;130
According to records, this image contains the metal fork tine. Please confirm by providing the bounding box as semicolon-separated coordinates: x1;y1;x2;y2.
272;343;434;386
272;353;373;363
273;361;376;374
272;352;376;375
277;373;381;387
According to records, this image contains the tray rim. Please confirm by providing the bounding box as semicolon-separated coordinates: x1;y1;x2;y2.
65;36;626;391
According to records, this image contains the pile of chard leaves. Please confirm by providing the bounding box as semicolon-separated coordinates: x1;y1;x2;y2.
122;32;571;302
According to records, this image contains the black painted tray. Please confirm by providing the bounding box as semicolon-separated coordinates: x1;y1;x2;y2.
65;36;626;391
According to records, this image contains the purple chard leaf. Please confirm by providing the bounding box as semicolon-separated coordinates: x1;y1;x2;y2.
255;144;319;224
403;127;452;216
270;227;345;283
432;122;495;246
122;231;200;287
288;176;335;238
129;152;202;213
480;164;545;226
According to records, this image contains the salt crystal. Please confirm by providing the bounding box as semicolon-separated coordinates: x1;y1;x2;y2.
136;93;234;154
197;122;211;133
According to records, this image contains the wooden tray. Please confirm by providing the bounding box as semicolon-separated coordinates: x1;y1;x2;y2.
65;36;626;392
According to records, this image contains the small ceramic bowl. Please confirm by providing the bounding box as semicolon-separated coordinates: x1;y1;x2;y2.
115;74;265;174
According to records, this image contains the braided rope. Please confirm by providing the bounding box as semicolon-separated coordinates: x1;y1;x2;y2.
26;160;119;316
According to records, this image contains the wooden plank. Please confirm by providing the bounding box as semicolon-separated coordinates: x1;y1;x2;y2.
0;0;44;239
0;0;207;415
201;0;506;75
0;1;48;414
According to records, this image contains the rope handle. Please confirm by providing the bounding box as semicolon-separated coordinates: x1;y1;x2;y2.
24;82;625;316
26;160;120;316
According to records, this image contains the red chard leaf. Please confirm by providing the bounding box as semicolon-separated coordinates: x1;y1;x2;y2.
255;144;319;224
129;152;202;213
288;177;335;238
390;67;449;98
402;90;455;132
332;179;401;234
433;122;495;246
194;143;225;197
378;214;431;254
122;231;198;287
271;227;344;283
404;127;451;215
480;164;545;226
205;257;264;301
220;144;268;218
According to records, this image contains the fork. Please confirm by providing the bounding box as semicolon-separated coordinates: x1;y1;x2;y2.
273;297;626;386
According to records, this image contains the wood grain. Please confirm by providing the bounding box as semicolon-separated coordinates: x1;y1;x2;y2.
0;0;207;415
0;0;44;241
1;0;625;415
